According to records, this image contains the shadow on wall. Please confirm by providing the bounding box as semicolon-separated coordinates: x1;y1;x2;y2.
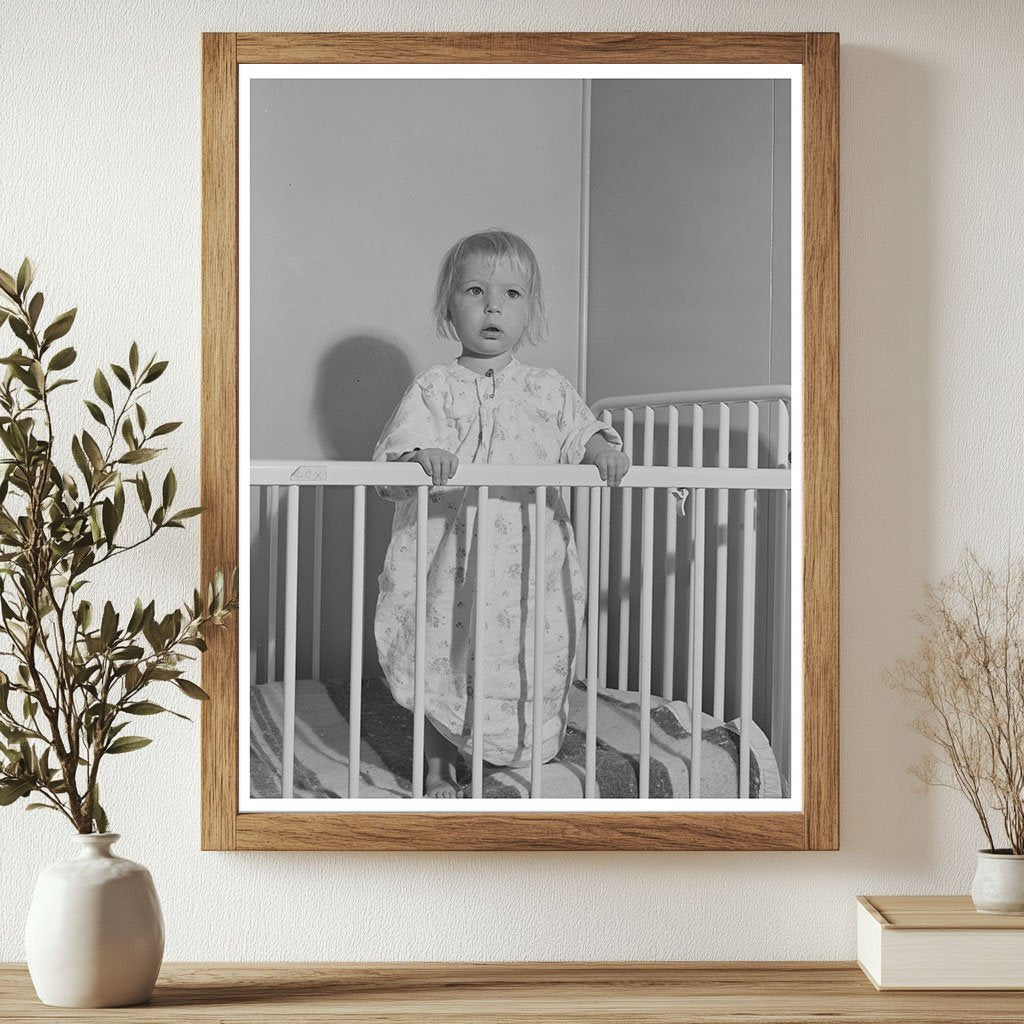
252;336;413;687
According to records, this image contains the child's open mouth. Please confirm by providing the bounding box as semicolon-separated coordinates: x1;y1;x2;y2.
481;326;502;336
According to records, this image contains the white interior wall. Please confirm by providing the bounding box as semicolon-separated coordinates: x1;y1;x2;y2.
2;0;1023;963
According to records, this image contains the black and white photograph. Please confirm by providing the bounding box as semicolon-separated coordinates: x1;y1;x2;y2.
242;66;801;810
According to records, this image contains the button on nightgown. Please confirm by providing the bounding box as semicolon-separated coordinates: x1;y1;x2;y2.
373;358;621;768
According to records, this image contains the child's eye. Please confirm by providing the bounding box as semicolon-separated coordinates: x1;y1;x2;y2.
507;289;522;299
466;286;483;295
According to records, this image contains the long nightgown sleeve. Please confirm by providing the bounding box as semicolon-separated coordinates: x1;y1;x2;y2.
556;376;623;465
372;376;451;501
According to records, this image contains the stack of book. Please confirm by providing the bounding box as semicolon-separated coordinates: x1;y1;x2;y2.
857;895;1024;990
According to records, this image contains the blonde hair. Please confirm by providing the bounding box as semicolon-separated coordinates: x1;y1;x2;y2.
433;229;547;347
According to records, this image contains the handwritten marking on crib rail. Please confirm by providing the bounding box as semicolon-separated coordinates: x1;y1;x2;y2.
290;465;327;482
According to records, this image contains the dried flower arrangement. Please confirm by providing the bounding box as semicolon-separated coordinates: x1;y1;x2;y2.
894;551;1024;854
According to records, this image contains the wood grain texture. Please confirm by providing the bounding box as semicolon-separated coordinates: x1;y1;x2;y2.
200;32;238;852
3;962;1023;1023
236;32;807;64
801;33;841;852
862;896;1024;930
200;32;841;851
234;811;806;852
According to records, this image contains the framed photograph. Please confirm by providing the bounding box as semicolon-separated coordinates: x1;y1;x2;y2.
201;32;838;851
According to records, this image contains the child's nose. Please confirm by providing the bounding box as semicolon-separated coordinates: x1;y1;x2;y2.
485;293;501;312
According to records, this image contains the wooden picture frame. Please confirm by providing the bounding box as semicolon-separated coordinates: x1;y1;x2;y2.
201;32;839;851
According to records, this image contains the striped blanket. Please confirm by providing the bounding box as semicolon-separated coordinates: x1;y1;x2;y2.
250;677;782;800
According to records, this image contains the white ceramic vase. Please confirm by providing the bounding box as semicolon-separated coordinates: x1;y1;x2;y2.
971;849;1024;915
24;833;164;1007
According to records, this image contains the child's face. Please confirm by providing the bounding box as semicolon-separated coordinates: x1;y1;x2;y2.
448;254;530;357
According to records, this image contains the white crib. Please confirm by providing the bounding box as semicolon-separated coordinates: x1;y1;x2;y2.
250;384;791;802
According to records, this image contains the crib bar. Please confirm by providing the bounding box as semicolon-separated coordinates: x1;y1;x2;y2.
412;486;428;799
311;486;324;682
739;403;759;798
281;485;300;800
347;485;365;799
686;406;703;707
639;484;655;799
585;486;601;799
266;485;279;686
598;411;612;685
642;406;655;466
661;405;679;700
617;408;634;690
471;486;489;800
713;403;730;721
574;488;590;679
531;486;547;798
690;486;706;798
771;401;791;761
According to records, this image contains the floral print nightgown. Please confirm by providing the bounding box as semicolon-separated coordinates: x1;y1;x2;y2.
373;357;621;767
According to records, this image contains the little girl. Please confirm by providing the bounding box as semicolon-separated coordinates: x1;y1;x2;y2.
373;230;630;798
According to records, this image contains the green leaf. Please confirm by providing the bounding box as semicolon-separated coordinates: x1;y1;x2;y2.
168;507;202;524
26;802;61;813
162;468;176;508
124;701;169;716
176;679;210;701
16;258;34;299
8;317;31;344
105;735;152;755
136;404;147;432
150;421;181;438
118;448;158;465
101;498;116;546
48;346;76;371
110;363;131;389
121;418;137;450
71;435;92;482
142;360;168;384
91;785;108;834
27;292;43;329
42;308;76;344
84;400;107;427
93;369;113;409
0;269;18;300
129;342;139;375
100;601;117;646
136;472;152;513
0;779;33;805
81;431;105;472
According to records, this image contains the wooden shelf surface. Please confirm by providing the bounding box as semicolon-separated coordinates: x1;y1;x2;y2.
4;962;1024;1022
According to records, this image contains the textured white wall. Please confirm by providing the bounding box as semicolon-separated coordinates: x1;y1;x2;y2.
2;0;1023;962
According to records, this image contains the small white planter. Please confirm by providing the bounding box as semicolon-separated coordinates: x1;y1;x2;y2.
25;833;164;1007
971;849;1024;915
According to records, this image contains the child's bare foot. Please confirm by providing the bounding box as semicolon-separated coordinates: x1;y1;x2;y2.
423;721;462;798
424;775;462;799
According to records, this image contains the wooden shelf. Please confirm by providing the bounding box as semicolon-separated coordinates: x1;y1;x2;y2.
4;962;1024;1022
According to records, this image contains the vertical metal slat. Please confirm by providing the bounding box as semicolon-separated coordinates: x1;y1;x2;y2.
311;485;324;682
412;485;428;798
471;486;489;800
281;485;299;799
585;486;601;798
638;483;654;799
661;405;679;700
739;402;759;798
617;408;634;690
713;403;730;720
531;486;547;798
347;486;365;798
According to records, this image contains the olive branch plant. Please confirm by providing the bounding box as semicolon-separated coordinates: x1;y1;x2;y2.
894;551;1024;854
0;259;236;834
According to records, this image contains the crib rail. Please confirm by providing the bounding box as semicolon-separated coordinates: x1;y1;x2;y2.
588;384;792;798
252;458;789;803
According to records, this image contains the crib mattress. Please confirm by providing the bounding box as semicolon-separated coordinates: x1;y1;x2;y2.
249;677;782;800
